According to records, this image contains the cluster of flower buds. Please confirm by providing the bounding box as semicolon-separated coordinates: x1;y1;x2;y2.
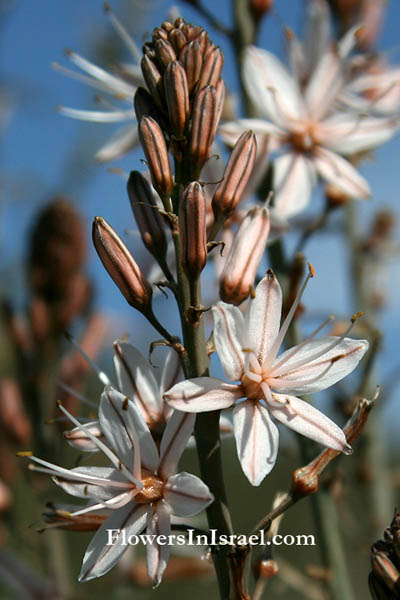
369;511;400;599
136;18;225;183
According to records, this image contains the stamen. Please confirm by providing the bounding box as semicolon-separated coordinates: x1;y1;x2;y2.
27;460;131;489
56;379;97;409
52;62;122;96
272;312;364;377
269;314;335;376
243;349;262;382
103;3;142;64
268;360;335;388
64;332;113;386
263;265;314;370
57;401;143;488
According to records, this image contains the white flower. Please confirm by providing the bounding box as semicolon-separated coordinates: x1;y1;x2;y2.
53;6;143;162
219;22;398;218
164;269;369;486
27;389;213;585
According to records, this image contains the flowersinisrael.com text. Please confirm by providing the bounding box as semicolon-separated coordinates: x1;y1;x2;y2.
106;529;316;547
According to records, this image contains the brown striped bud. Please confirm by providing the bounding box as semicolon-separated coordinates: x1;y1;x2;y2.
141;55;164;109
155;39;176;69
179;41;202;92
211;79;225;140
134;87;161;123
169;28;187;52
198;46;223;90
152;27;168;43
164;61;189;137
161;21;174;33
92;216;152;312
179;182;207;279
139;116;173;201
192;30;210;54
219;206;270;305
127;171;167;261
189;85;217;177
212;130;257;217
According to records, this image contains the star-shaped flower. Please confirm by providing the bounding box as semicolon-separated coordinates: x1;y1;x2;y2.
26;389;213;585
164;269;369;486
220;29;398;218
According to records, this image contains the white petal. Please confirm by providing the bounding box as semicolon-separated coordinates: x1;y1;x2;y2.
270;336;369;395
218;119;284;150
113;341;163;423
158;412;196;479
273;152;316;218
313;146;370;198
319;113;398;155
268;393;351;453
66;51;136;98
78;503;147;581
53;466;127;502
63;421;104;452
164;472;214;516
95;124;139;163
164;378;240;413
159;349;182;397
233;400;279;486
57;106;135;123
244;270;282;364
99;387;159;473
243;46;306;123
212;303;245;381
146;502;171;587
305;49;344;120
303;0;330;76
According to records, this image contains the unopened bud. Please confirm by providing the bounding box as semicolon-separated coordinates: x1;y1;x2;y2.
164;61;189;136
134;87;162;124
169;27;187;52
152;27;168;43
141;55;164;109
253;559;279;580
92;217;152;312
179;41;203;92
249;0;274;18
127;171;168;261
198;46;223;90
139;116;173;201
189;85;217;177
220;206;270;305
212;131;257;217
155;38;177;68
191;30;210;54
179;182;207;279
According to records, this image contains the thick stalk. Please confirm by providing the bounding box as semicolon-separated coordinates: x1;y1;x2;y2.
171;217;239;599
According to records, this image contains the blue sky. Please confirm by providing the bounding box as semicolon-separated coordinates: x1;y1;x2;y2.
1;0;400;432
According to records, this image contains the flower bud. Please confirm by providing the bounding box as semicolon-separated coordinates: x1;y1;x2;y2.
179;182;207;279
92;216;152;312
249;0;274;18
219;206;270;305
127;171;168;261
198;46;223;90
134;87;161;123
212;130;257;218
155;38;176;69
179;41;203;92
139;116;173;201
169;27;187;52
191;30;210;54
141;55;164;109
189;85;217;177
164;61;189;136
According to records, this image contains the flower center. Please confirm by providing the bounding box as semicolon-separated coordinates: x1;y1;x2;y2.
134;469;164;503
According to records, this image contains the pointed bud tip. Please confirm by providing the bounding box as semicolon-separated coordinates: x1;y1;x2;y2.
343;443;353;456
308;263;315;278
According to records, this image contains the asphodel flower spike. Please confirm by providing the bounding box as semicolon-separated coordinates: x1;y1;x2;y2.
165;267;369;486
